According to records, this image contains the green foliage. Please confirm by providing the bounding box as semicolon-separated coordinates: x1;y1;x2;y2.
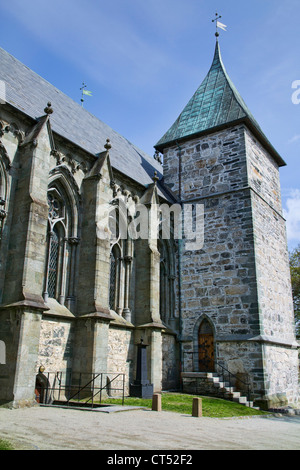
101;393;268;417
289;244;300;337
0;438;14;450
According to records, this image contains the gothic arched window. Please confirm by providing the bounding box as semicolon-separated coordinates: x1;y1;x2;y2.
158;238;175;326
108;202;133;321
47;224;59;299
44;174;80;311
0;151;8;241
109;246;118;310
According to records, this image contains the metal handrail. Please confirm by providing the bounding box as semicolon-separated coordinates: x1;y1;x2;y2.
182;351;252;406
215;361;252;406
66;373;102;404
84;373;125;407
38;371;126;408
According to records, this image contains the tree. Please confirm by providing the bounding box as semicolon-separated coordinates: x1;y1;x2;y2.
289;244;300;338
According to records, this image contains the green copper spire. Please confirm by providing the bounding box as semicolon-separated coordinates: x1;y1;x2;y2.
155;41;285;166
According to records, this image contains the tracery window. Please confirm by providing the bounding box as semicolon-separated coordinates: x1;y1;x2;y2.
43;175;80;311
0;152;8;241
109;245;118;311
158;238;175;326
108;205;133;321
47;224;59;299
108;239;133;322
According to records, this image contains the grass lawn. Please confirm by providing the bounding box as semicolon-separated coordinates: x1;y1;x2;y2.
101;393;268;418
0;439;14;450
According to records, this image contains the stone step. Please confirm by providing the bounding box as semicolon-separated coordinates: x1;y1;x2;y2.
214;381;232;389
225;391;241;399
232;395;247;404
181;371;259;409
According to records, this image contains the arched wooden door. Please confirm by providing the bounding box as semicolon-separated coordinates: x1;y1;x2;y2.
198;319;214;372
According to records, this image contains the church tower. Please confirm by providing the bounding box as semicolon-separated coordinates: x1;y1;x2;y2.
155;39;299;409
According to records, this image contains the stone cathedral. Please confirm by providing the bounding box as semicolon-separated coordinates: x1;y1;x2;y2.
0;39;298;410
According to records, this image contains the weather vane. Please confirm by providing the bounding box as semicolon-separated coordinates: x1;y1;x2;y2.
212;13;227;38
80;82;93;107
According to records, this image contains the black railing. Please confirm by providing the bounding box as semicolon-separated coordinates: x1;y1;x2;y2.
182;351;252;406
36;371;126;408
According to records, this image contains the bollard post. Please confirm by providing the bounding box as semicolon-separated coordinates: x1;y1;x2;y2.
192;397;202;417
152;393;162;412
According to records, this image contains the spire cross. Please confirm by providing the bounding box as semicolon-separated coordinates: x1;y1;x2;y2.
212;12;222;38
80;82;87;107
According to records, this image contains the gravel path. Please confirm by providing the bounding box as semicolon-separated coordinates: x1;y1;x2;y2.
0;405;299;451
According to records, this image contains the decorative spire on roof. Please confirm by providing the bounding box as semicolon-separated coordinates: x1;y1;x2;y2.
153;171;159;184
104;138;112;151
44;102;53;115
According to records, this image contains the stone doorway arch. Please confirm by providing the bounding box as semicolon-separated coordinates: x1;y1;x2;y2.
197;318;215;372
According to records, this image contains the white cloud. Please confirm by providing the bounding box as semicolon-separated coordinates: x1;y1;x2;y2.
288;134;300;144
283;189;300;244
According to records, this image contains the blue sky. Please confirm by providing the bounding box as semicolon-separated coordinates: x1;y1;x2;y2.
0;0;299;250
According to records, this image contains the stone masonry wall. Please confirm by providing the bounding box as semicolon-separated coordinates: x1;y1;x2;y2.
263;344;299;405
163;125;248;200
245;128;282;214
162;122;299;405
162;126;259;346
217;340;263;396
245;128;299;404
107;326;134;396
251;191;295;340
37;317;73;373
245;129;295;341
162;332;179;390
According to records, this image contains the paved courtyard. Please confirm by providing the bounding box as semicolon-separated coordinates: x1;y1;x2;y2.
0;405;300;451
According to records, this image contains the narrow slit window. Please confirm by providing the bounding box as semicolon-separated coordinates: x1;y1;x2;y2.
109;250;117;310
48;225;59;299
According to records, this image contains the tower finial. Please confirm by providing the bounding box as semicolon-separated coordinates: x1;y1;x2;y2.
104;138;112;151
153;171;159;184
212;12;227;39
44;102;53;115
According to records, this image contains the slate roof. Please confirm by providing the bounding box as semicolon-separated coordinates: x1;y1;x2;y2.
0;47;164;187
155;41;285;167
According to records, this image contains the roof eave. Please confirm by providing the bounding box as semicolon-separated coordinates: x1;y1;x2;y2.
155;117;286;168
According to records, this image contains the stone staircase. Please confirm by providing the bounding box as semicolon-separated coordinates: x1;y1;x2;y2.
181;372;259;409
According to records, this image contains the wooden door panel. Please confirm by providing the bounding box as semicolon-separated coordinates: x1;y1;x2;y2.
198;333;214;372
